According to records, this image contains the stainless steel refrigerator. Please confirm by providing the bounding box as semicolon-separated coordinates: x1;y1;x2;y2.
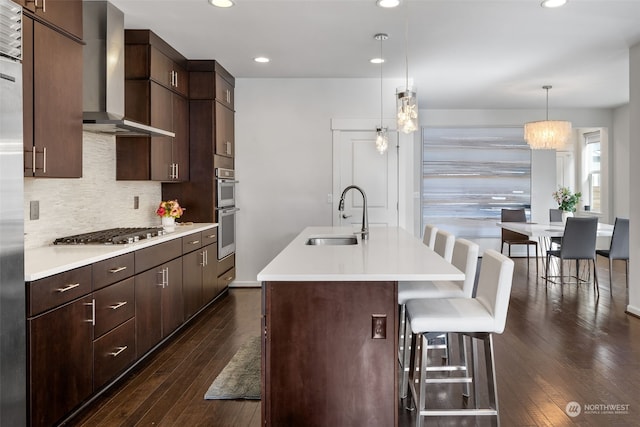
0;0;26;424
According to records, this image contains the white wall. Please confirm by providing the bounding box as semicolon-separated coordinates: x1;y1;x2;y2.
627;43;640;316
235;78;617;285
612;105;630;218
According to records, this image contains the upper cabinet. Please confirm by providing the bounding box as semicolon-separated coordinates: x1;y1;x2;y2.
189;61;236;159
116;30;189;182
16;0;83;40
22;14;83;178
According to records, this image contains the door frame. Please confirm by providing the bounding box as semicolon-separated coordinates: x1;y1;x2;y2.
331;118;400;227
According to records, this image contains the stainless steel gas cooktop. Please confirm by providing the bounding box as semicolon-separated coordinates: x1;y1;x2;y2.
53;227;164;245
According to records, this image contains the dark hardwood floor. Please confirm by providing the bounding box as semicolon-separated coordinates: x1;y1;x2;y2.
70;258;639;427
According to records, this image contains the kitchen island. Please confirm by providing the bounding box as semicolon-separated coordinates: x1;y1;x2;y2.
257;226;464;427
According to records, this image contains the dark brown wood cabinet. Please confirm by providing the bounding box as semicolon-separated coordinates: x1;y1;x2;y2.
22;15;83;178
28;269;94;427
183;231;219;319
135;257;184;356
117;30;189;182
27;229;219;426
162;61;236;291
17;0;82;39
262;281;398;426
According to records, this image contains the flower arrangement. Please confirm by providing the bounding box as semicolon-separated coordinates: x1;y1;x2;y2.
156;199;184;219
552;187;581;212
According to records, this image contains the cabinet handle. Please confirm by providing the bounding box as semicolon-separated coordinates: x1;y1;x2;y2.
174;71;178;88
109;301;127;310
175;163;179;179
164;267;169;288
226;141;231;155
156;269;166;288
204;249;208;267
109;346;128;357
109;266;127;274
34;147;46;173
226;89;231;104
28;0;45;11
225;275;233;282
205;233;216;239
84;299;96;326
26;147;34;172
56;283;80;293
200;251;206;267
188;240;200;245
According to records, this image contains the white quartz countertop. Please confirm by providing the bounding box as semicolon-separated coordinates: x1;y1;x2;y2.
25;223;217;282
257;226;465;282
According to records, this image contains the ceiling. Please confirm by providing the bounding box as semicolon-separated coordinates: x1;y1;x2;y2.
104;0;640;109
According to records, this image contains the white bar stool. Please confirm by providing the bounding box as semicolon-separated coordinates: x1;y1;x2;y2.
398;238;479;398
405;249;514;427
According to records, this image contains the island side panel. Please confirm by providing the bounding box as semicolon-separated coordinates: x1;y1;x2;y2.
262;280;398;427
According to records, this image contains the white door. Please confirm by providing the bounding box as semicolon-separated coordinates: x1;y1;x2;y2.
332;130;398;228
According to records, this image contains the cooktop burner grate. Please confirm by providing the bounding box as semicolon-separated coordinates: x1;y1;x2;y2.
53;227;164;245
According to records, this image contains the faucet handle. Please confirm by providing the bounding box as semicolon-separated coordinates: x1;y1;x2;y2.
341;213;352;219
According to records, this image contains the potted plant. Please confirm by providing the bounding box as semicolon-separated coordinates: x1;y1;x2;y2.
156;199;184;232
552;186;581;224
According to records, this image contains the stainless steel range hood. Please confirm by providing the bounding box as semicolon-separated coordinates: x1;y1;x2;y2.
82;1;174;137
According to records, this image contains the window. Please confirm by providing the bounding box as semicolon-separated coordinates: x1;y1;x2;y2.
584;131;601;212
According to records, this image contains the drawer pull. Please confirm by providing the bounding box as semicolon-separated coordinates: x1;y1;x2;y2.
56;283;80;293
205;234;216;239
109;346;128;357
109;301;127;310
188;240;200;245
109;266;128;274
225;276;234;281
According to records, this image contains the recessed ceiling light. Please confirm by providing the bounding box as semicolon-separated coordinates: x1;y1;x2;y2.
370;58;385;64
376;0;400;8
208;0;235;8
541;0;567;8
254;57;270;63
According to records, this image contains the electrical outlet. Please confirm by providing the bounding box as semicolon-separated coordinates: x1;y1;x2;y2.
134;196;139;210
30;201;39;220
372;314;387;339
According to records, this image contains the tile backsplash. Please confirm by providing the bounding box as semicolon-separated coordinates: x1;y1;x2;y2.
24;132;162;249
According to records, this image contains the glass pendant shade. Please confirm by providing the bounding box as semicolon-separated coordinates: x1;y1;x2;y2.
396;87;418;134
375;128;389;154
523;120;572;149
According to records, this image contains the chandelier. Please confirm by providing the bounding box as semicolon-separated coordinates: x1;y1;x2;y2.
524;85;572;150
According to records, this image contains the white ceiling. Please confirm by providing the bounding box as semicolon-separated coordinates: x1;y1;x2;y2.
104;0;640;109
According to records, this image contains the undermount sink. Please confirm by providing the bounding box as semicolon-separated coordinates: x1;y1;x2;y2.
305;235;358;246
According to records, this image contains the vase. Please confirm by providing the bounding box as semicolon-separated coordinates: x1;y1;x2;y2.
161;216;176;232
561;210;573;225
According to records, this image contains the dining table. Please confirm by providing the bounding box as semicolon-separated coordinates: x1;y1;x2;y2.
497;219;614;275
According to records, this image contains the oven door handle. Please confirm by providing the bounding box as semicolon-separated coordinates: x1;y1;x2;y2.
216;207;240;213
216;178;239;184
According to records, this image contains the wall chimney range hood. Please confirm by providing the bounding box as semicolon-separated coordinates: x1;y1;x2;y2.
82;1;174;137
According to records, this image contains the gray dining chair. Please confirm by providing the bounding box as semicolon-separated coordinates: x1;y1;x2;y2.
545;217;599;293
596;217;629;294
549;209;563;249
501;208;539;276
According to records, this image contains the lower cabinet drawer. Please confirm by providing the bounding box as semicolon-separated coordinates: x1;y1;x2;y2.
93;318;135;390
218;266;235;289
94;277;135;338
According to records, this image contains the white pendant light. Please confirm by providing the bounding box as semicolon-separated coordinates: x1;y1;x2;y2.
374;33;389;154
524;85;572;150
396;1;418;134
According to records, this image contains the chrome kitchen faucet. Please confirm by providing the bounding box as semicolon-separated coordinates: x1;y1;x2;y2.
338;185;369;240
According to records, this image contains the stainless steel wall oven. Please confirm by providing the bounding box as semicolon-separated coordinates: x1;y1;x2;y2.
215;168;238;259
